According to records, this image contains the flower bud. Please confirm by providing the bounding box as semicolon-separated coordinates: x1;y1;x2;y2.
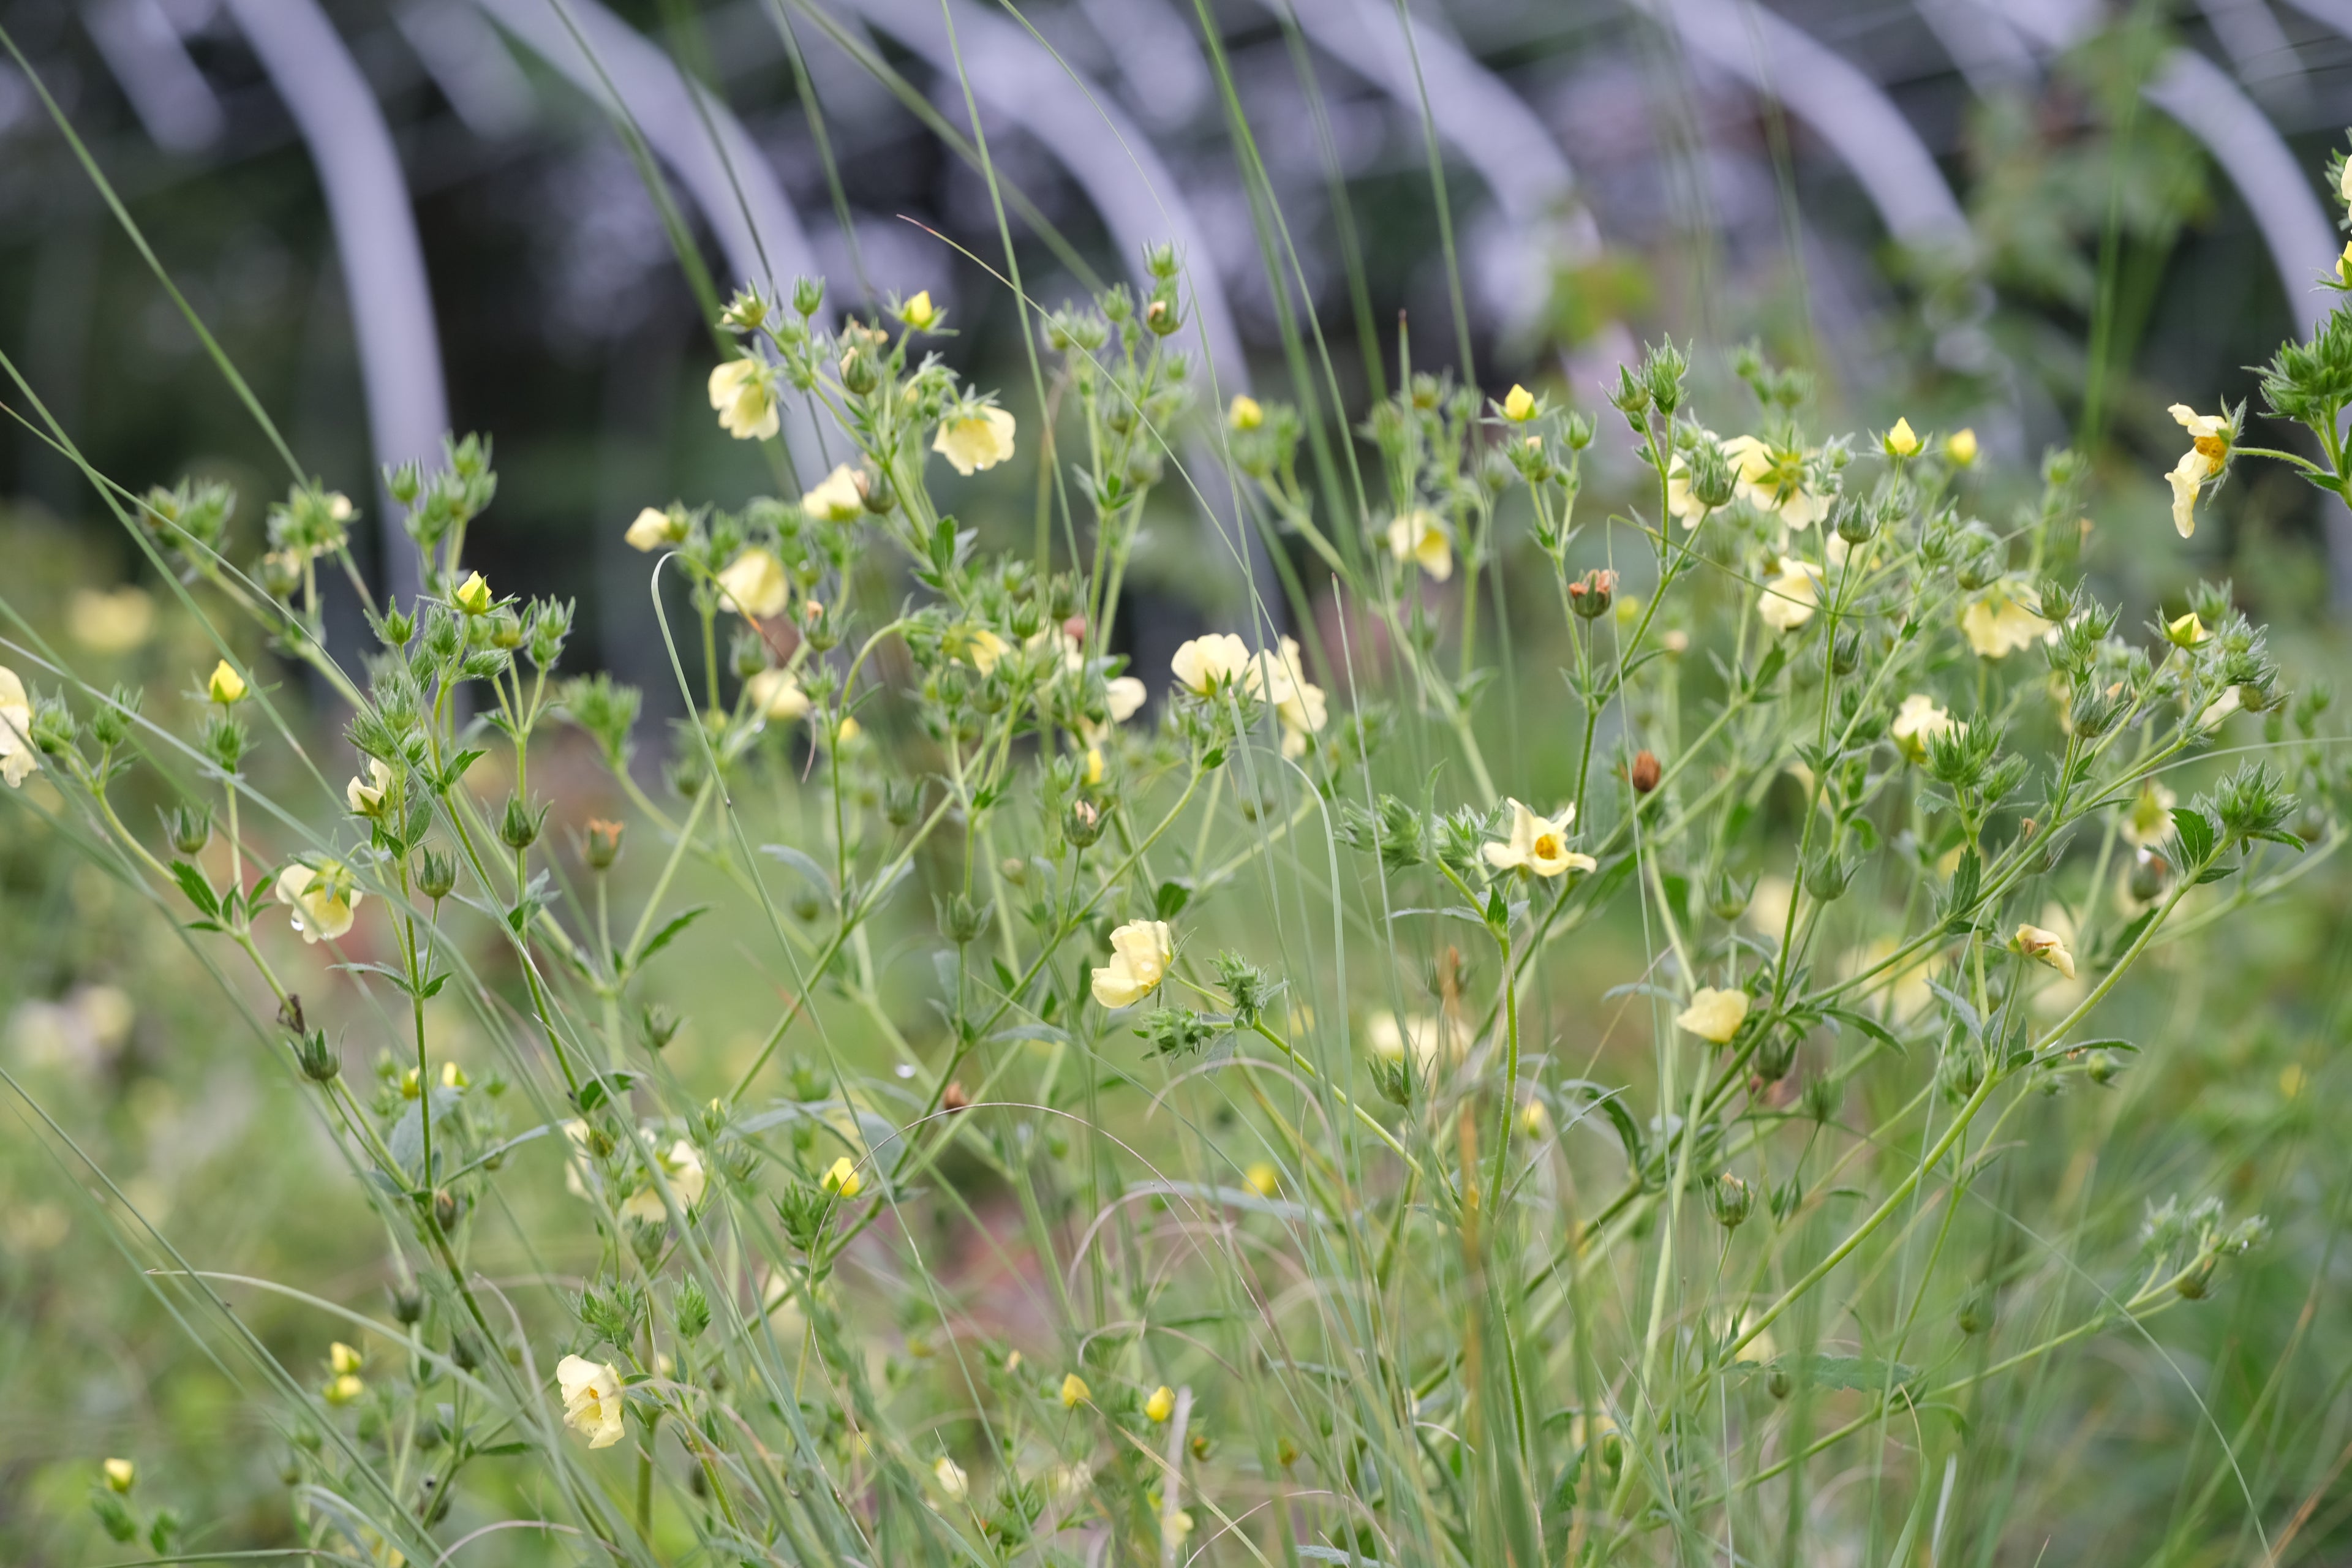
293;1030;341;1084
582;818;624;870
856;467;895;514
1567;568;1617;620
162;802;213;856
208;660;249;705
791;275;826;317
941;1080;970;1112
415;846;458;901
431;1188;459;1234
839;347;878;396
451;572;492;616
498;794;548;851
1956;1284;1993;1335
1064;797;1106;848
391;1284;424;1324
1709;1171;1754;1229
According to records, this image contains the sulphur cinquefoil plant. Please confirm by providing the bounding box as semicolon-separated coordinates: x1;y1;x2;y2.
9;164;2352;1566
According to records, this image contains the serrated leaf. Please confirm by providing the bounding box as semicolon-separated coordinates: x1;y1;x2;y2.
633;904;712;967
168;859;219;919
1824;1006;1907;1054
2171;805;2216;866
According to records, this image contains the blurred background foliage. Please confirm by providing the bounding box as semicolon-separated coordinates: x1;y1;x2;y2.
7;0;2352;1561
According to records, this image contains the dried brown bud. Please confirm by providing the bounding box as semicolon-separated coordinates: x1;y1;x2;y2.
941;1080;970;1112
1630;749;1661;794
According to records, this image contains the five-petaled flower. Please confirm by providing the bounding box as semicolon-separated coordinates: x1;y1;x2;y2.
276;861;361;944
1091;919;1175;1009
709;357;780;442
747;669;811;722
2165;404;2233;539
1959;580;2050;660
1385;509;1454;581
1482;799;1594;878
1722;435;1829;529
557;1355;626;1449
1757;559;1823;633
716;548;790;620
1676;986;1750;1044
625;506;683;552
802;464;866;523
933;407;1017;476
2011;923;2076;979
1890;693;1961;763
1170;633;1256;696
620;1139;707;1224
1252;636;1327;758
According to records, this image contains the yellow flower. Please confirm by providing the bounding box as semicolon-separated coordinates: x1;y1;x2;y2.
2121;780;2177;848
1162;1510;1194;1544
709;356;780;441
932;407;1017;475
1243;1161;1280;1197
747;668;811;722
102;1458;136;1493
932;1455;968;1500
207;659;249;705
2339;241;2352;287
625;506;682;552
2165;610;2208;648
1170;633;1256;696
1145;1384;1175;1423
1368;1011;1452;1074
1482;798;1594;878
557;1355;626;1449
1059;1372;1091;1408
964;627;1009;675
1521;1098;1549;1137
1084;745;1106;785
451;571;492;616
347;758;394;817
1501;383;1537;422
275;862;361;944
2340;158;2352;205
1945;427;1978;466
1676;986;1749;1044
0;667;37;788
1253;636;1327;758
1106;676;1148;723
1890;693;1960;763
440;1061;468;1089
2167;451;2208;539
900;290;942;331
1722;435;1828;528
716;548;790;619
324;1374;366;1406
821;1156;863;1198
1227;394;1264;431
1883;417;1920;458
2165;404;2232;539
2011;923;2075;979
69;586;156;654
1385;509;1454;580
1756;558;1823;633
1959;581;2050;660
1664;451;1720;529
330;1341;364;1376
1091;919;1175;1009
802;464;866;523
620;1139;706;1224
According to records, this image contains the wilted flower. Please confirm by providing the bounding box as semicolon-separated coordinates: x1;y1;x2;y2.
716;549;789;619
625;507;683;552
932;407;1017;475
275;862;361;944
1676;986;1749;1044
0;668;37;788
2011;923;2075;979
1482;798;1594;878
1091;919;1175;1009
1385;509;1454;581
1170;634;1256;696
1757;559;1823;633
709;357;780;441
557;1355;626;1449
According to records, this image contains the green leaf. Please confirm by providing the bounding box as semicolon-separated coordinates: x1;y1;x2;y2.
1823;1006;1907;1054
2171;805;2216;866
633;904;713;967
1153;880;1193;920
573;1072;639;1112
168;859;219;919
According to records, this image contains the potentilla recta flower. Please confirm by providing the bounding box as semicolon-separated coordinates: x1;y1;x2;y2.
899;289;942;331
276;862;361;944
1145;1384;1175;1423
451;571;492;616
963;627;1008;676
821;1156;863;1198
1501;383;1537;422
1060;1372;1091;1408
746;669;810;722
1722;435;1828;529
1757;558;1823;632
208;659;248;705
2165;404;2233;539
2121;780;2177;848
709;356;780;441
1253;636;1327;758
1091;919;1174;1009
620;1139;706;1224
1676;986;1750;1044
1105;676;1147;723
716;548;789;619
346;758;394;817
0;667;36;788
1882;417;1920;457
625;506;682;552
1482;798;1594;877
1170;633;1256;696
1945;428;1978;465
801;464;865;523
2011;923;2076;979
933;1455;968;1501
932;406;1017;475
1890;693;1961;763
1385;508;1454;581
557;1355;626;1449
1227;394;1264;431
1959;581;2051;660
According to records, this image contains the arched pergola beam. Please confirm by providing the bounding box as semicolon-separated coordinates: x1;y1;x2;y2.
472;0;835;475
222;0;449;608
